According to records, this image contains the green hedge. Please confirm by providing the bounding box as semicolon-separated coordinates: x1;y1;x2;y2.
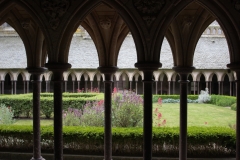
152;95;198;103
0;93;104;118
210;95;236;107
0;125;235;157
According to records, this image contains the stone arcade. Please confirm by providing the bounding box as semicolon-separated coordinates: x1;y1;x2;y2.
0;1;240;160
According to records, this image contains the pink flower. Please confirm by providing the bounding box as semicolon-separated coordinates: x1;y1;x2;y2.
158;98;162;106
158;113;162;119
158;123;161;127
154;108;158;113
162;119;166;125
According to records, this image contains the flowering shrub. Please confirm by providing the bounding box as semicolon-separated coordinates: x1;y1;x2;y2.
0;104;15;125
153;98;166;127
112;90;143;127
198;88;211;103
63;100;104;126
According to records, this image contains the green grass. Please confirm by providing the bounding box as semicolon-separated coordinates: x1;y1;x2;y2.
11;103;236;128
153;103;236;127
13;119;53;126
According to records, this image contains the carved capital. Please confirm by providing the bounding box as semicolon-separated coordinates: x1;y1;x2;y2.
99;17;111;29
41;0;70;30
21;20;31;29
134;0;165;27
235;1;240;11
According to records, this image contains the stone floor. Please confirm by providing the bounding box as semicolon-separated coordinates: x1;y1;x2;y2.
0;152;235;160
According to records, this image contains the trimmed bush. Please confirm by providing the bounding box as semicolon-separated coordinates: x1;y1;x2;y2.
231;103;236;111
0;125;236;157
210;95;236;107
0;93;104;118
152;95;198;103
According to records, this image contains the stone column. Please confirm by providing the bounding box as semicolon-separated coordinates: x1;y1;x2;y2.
218;81;221;95
2;81;4;94
23;81;26;94
14;81;17;94
198;81;200;94
173;81;175;94
77;81;80;90
160;81;163;95
27;67;46;160
135;81;138;94
0;81;1;94
206;81;208;89
64;81;67;92
173;66;194;160
98;66;118;160
98;81;100;92
11;81;13;94
85;80;88;92
168;81;171;95
27;80;29;93
227;63;240;160
90;81;93;92
45;63;71;160
72;81;75;93
209;81;212;94
230;81;232;96
155;81;158;94
193;81;196;95
129;81;132;91
135;62;161;160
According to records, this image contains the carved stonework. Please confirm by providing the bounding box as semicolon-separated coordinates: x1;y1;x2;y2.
235;1;240;11
182;16;194;27
99;18;111;29
41;0;70;30
21;20;31;29
134;0;165;27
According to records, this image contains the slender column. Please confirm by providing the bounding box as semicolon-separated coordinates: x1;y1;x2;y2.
98;81;100;92
206;81;208;89
11;81;13;94
2;81;4;94
168;81;171;95
173;81;175;94
160;81;163;95
77;81;80;90
227;63;240;160
64;81;67;92
198;81;200;94
135;62;161;160
155;81;158;94
14;81;17;94
230;81;232;96
209;81;212;94
116;81;119;91
72;81;75;93
45;63;71;160
218;81;221;95
173;66;195;160
85;80;88;92
130;81;132;91
221;81;224;95
27;81;29;93
0;81;1;94
90;81;93;92
27;67;46;160
98;66;118;160
135;81;138;94
193;81;196;95
23;81;26;93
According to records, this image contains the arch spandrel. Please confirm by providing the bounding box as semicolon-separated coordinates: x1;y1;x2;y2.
0;1;47;68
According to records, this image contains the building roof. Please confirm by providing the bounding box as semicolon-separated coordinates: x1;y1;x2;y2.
0;30;230;70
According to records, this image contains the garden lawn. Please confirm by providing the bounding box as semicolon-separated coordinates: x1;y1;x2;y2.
13;119;53;126
153;103;236;127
